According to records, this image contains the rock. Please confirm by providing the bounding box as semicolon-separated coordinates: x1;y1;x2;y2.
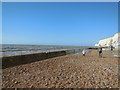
95;32;120;49
14;81;18;84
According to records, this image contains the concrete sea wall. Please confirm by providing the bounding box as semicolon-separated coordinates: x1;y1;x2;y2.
2;49;82;69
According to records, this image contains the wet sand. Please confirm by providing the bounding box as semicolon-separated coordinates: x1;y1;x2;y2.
2;50;118;88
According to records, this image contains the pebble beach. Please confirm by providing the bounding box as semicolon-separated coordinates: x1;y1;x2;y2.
2;50;119;88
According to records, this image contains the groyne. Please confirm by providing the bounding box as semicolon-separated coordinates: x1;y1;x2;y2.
2;49;82;69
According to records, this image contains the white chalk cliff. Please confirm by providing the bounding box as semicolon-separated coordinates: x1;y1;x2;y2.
95;32;120;49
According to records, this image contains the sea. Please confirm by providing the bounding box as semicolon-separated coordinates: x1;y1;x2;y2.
0;44;89;57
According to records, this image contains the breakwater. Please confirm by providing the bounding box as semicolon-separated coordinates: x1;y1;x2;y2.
2;49;82;69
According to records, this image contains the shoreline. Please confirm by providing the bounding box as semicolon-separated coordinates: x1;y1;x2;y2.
2;50;118;88
1;44;96;57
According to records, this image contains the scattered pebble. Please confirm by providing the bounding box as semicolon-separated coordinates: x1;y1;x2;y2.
2;50;118;88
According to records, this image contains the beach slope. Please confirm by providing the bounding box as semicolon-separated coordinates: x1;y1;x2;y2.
2;50;118;88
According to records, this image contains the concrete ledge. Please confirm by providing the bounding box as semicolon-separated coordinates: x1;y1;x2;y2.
2;49;81;69
2;50;67;69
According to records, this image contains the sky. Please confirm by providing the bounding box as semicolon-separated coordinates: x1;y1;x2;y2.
2;2;118;46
